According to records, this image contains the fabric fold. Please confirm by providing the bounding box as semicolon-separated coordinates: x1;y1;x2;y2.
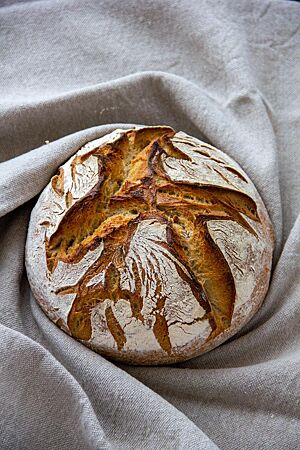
0;0;299;449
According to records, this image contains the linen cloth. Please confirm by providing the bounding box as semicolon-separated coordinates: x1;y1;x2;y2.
0;0;300;448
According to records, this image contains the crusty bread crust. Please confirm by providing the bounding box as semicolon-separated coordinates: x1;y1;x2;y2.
25;126;274;365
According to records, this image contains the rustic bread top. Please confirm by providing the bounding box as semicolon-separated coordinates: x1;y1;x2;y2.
26;126;274;365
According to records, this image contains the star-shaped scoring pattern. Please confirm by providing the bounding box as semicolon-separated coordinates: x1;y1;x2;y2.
46;127;260;354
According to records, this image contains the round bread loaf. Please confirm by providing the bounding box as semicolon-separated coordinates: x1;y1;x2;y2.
26;126;274;365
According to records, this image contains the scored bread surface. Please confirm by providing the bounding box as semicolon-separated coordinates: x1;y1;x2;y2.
26;126;274;365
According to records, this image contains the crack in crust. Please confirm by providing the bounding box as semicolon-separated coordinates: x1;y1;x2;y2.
46;127;261;354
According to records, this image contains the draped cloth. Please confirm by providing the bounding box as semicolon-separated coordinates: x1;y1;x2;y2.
0;1;299;448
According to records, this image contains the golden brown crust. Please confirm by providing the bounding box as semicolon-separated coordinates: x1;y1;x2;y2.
26;125;274;365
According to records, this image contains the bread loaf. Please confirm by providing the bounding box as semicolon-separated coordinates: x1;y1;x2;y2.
25;126;274;365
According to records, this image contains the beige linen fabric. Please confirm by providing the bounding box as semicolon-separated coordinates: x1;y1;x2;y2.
0;1;299;449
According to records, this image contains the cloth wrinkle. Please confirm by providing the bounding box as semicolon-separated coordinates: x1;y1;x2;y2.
0;1;299;449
